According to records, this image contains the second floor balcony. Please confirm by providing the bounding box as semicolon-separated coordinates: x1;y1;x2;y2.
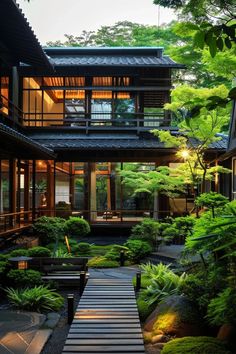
0;73;173;133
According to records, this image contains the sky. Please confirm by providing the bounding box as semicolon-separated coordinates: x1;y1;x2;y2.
17;0;176;45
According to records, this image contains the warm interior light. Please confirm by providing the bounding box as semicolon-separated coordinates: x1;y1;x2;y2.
180;149;190;159
18;260;28;270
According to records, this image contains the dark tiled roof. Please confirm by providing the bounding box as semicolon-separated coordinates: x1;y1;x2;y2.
208;135;228;149
0;0;52;68
0;123;55;158
44;47;184;68
49;55;182;68
30;133;228;151
190;134;228;150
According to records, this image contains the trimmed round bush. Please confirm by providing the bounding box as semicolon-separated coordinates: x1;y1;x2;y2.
33;216;67;245
7;269;42;288
10;249;29;257
66;217;90;237
125;239;152;263
161;336;231;354
77;242;91;254
28;246;51;257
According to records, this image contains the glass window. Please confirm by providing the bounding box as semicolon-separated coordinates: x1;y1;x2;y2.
65;90;85;126
91;91;112;122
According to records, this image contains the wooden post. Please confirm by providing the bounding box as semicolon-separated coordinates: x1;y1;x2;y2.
9;159;17;227
136;271;141;292
67;294;74;325
46;161;55;216
32;160;36;220
24;162;30;222
79;271;86;296
120;250;125;267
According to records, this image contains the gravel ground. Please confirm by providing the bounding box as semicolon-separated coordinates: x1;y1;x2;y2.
41;289;81;354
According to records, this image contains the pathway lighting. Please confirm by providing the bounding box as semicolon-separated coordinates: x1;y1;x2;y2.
8;256;32;270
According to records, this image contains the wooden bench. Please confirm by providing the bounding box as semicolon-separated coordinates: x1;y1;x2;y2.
30;257;88;287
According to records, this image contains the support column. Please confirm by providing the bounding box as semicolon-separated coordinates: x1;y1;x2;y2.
69;163;75;210
90;163;97;221
110;163;116;212
46;161;55;216
9;159;17;226
83;163;90;221
215;160;219;193
32;160;36;220
24;162;30;222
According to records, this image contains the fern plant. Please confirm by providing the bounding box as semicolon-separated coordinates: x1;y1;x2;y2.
6;285;64;312
141;263;187;305
206;287;236;326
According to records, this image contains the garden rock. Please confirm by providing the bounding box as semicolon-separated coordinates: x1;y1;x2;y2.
217;324;236;352
144;295;204;338
44;313;60;329
47;312;60;321
151;334;169;344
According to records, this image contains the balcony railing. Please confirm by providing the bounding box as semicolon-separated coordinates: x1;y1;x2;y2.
23;112;171;132
0;94;24;126
0;210;33;236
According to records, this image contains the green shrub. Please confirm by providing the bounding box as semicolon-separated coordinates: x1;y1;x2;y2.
56;201;71;210
162;225;178;243
137;296;155;322
33;216;67;245
6;285;64;313
88;256;119;268
67;238;80;253
53;248;72;258
174;216;195;235
130;218;159;246
195;192;228;218
7;269;42;288
66;217;90;237
161;336;231;354
46;241;67;251
77;242;91;254
55;201;72;218
125;239;152;263
0;253;10;261
28;246;51;257
10;249;29;257
206;287;236;326
0;261;8;284
105;245;129;261
141;263;187;305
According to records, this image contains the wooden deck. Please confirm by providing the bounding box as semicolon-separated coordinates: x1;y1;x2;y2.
62;279;145;354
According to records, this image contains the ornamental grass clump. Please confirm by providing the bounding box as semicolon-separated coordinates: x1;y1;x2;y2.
141;263;187;305
6;285;64;313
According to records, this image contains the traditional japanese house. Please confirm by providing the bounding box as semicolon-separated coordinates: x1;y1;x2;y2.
0;0;228;237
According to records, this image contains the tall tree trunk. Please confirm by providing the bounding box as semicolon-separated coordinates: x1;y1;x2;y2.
153;191;159;220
